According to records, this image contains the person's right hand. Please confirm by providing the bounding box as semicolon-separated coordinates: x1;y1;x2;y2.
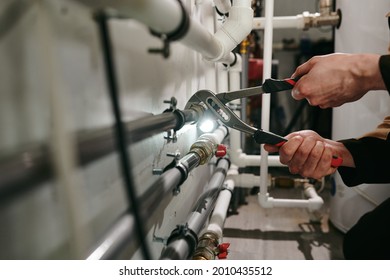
291;53;386;108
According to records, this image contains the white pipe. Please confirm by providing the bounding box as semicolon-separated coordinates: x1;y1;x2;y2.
259;0;274;208
217;63;229;93
206;167;237;239
76;0;235;64
228;54;242;91
303;184;324;211
211;0;254;62
253;16;305;30
203;0;218;92
258;189;323;211
227;173;261;188
214;0;232;15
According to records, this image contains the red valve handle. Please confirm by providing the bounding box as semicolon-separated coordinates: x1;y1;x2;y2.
215;144;227;157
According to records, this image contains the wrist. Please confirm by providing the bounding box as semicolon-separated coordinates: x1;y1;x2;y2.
355;54;386;91
325;139;355;168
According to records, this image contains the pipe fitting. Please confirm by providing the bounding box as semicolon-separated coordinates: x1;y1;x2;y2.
301;10;341;30
208;0;253;62
192;232;219;260
189;129;227;165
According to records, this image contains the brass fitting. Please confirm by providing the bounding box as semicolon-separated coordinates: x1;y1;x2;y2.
302;9;341;30
192;232;219;260
189;135;217;165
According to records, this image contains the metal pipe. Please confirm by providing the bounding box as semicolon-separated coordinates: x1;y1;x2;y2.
87;126;228;259
160;158;230;260
0;108;202;202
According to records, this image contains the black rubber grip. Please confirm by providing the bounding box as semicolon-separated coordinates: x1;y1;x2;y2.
262;77;300;93
253;129;287;145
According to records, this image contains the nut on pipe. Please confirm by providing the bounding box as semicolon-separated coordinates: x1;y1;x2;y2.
189;136;216;165
192;232;219;260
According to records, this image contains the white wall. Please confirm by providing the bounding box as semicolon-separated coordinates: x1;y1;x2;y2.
0;0;215;259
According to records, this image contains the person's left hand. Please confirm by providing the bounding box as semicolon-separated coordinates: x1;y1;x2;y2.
264;130;351;179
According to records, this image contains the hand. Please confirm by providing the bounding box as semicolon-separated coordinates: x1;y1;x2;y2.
291;53;386;108
264;130;355;179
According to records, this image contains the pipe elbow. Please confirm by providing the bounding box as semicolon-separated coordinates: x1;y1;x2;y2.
304;185;324;211
258;193;274;208
308;196;324;211
213;4;253;61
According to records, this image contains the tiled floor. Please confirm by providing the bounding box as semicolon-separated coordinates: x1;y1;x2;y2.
223;185;345;260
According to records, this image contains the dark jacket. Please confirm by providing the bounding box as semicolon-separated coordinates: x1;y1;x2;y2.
337;55;390;186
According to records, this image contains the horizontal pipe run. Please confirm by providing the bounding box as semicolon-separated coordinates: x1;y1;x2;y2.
0;109;201;202
253;16;304;29
87;153;201;260
87;126;228;259
86;213;135;260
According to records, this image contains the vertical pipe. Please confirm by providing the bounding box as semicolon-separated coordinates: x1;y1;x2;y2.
260;0;274;203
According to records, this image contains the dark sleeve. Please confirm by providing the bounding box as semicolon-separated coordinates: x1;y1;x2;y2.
379;54;390;93
337;136;390;187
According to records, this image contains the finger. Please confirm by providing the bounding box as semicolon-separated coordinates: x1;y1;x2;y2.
301;141;324;178
315;145;336;177
291;87;305;100
278;135;303;165
288;136;317;174
264;144;279;153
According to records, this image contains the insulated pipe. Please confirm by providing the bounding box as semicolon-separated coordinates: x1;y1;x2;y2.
0;108;203;202
160;158;230;260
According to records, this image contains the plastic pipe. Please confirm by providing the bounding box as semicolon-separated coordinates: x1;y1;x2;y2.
257;182;323;210
258;0;273;208
160;158;230;260
253;16;305;29
214;0;232;15
202;0;218;92
212;0;253;62
206;167;237;239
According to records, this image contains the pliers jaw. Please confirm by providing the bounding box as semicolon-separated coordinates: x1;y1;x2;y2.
185;89;286;145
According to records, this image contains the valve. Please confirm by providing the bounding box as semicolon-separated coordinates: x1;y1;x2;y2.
215;144;227;158
217;242;230;259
